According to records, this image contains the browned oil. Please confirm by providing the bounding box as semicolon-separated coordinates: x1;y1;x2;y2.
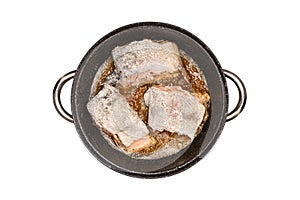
180;53;210;108
127;85;149;123
94;58;115;96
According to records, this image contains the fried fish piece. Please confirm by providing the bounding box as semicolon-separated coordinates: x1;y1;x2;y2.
87;84;149;147
112;39;181;88
144;85;205;140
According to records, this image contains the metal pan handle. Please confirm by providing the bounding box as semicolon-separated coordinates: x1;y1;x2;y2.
53;70;76;123
53;69;246;123
223;69;247;122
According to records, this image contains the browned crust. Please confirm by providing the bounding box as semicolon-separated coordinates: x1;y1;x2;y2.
100;128;126;150
101;127;180;156
129;131;177;155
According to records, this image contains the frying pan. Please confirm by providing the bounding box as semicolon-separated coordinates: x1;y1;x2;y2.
53;22;247;178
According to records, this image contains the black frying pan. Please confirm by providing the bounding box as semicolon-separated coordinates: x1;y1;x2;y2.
53;22;247;178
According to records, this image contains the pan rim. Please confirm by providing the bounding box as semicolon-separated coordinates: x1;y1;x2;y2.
71;22;228;178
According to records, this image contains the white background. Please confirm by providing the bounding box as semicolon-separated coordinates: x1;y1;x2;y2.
1;0;299;199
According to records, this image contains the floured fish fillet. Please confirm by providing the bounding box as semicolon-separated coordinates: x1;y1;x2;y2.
87;84;149;147
112;39;181;87
144;85;205;140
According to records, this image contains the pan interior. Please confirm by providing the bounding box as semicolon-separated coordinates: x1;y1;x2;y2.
72;22;227;177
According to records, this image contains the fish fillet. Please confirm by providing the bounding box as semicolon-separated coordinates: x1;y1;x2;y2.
144;85;205;139
87;84;149;146
112;39;181;87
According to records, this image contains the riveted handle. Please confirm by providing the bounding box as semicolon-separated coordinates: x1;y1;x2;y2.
223;69;247;122
53;70;76;123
